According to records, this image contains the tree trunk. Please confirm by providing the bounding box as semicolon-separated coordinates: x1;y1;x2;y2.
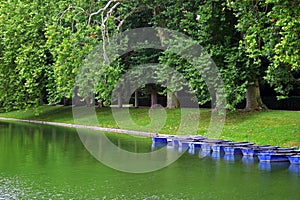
154;6;168;47
118;92;122;108
85;96;91;107
73;87;81;106
167;92;179;109
134;90;139;108
245;79;268;111
63;96;68;106
151;91;157;107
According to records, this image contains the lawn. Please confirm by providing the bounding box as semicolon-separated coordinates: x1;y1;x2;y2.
0;105;299;147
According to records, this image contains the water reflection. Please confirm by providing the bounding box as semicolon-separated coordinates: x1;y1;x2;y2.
151;142;167;151
1;121;300;199
188;148;200;155
289;165;300;174
198;150;211;158
242;156;256;164
224;154;235;162
211;152;222;161
258;162;290;172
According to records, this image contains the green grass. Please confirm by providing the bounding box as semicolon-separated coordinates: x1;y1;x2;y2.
0;105;299;147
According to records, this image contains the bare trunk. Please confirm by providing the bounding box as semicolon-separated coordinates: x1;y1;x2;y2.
154;6;168;47
85;96;91;107
134;90;139;108
167;92;179;109
118;92;122;108
73;87;81;106
63;96;68;106
245;79;268;111
151;91;157;107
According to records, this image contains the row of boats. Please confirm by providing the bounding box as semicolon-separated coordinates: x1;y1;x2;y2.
152;136;300;165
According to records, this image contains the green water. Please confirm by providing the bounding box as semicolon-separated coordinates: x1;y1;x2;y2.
0;121;299;200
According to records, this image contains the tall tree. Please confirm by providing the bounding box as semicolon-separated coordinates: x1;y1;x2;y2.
46;0;143;106
154;0;240;109
0;0;54;111
262;0;300;98
227;0;300;109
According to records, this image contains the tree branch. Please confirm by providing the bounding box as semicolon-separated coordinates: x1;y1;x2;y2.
88;0;118;26
58;5;86;26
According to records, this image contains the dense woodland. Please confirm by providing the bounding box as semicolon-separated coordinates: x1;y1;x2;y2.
0;0;299;112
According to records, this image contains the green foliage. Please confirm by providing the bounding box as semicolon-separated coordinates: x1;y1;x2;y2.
227;0;300;98
0;0;50;111
263;0;300;97
0;0;298;111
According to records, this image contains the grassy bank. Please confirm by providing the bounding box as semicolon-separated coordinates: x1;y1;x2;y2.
0;105;299;147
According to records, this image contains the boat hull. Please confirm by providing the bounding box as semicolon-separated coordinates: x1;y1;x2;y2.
152;137;168;143
289;155;300;165
224;147;243;155
258;153;296;162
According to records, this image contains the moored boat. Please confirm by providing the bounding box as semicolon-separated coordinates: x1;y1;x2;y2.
223;142;255;155
178;140;193;149
152;136;168;143
171;137;193;146
258;152;296;162
211;144;226;152
189;142;203;149
223;146;243;155
288;155;300;165
241;145;278;157
200;139;228;152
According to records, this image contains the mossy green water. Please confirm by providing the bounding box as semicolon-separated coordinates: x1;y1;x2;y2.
0;121;300;199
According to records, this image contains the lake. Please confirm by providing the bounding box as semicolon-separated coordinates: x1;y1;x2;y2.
0;121;299;199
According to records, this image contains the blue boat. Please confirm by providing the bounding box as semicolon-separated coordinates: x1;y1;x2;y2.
223;142;255;155
211;142;232;152
288;155;300;165
212;142;253;153
178;140;193;149
211;144;225;152
192;135;207;141
227;141;253;145
241;147;260;156
172;138;180;146
276;147;296;152
152;136;168;144
223;146;243;155
202;139;227;144
167;136;175;143
258;152;296;162
201;143;213;151
189;142;202;149
241;145;278;157
199;139;227;152
256;147;296;156
171;137;193;146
